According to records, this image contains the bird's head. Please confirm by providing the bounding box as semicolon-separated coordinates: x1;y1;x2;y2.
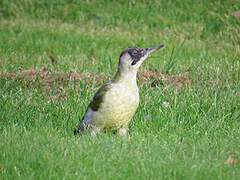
118;44;164;72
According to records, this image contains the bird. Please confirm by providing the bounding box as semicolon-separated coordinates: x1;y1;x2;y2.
74;44;164;136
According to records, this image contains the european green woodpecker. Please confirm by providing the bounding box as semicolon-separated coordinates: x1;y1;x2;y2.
74;44;164;136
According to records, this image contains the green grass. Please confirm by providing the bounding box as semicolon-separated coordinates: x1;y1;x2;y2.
0;0;240;179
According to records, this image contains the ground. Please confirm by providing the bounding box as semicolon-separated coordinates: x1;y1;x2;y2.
0;0;240;179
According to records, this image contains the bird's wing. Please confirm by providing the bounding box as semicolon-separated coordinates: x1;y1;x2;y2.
74;82;113;134
89;81;112;111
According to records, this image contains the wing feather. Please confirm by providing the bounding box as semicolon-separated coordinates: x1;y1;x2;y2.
89;81;112;111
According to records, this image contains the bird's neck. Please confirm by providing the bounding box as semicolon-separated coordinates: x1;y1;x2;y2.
112;68;138;86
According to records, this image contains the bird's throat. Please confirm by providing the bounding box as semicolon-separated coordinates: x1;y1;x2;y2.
112;69;138;86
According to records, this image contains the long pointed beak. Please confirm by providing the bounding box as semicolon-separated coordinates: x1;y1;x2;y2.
145;44;164;55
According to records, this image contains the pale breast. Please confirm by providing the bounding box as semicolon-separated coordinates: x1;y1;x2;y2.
91;83;139;129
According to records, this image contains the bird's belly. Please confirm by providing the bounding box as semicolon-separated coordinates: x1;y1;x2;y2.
92;87;139;129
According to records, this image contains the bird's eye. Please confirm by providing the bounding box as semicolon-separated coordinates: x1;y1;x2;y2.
132;50;138;56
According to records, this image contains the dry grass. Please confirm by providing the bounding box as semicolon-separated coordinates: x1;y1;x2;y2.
2;67;191;91
137;69;191;88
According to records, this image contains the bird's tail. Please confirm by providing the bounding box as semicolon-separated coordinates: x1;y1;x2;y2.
73;123;85;136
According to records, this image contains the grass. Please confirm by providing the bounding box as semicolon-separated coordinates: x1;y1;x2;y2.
0;0;240;179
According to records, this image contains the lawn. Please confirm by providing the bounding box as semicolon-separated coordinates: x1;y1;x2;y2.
0;0;240;179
